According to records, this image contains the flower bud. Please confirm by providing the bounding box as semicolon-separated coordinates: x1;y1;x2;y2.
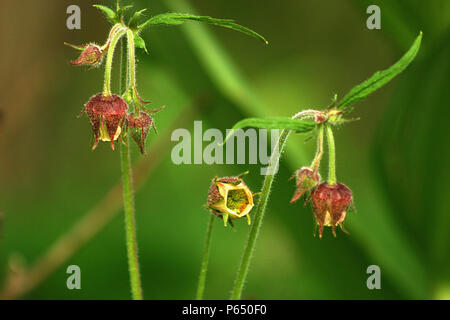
290;167;320;204
310;182;353;238
127;112;154;155
69;44;105;67
207;173;255;227
80;93;128;150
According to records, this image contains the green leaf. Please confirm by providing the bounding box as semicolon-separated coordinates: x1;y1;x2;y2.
138;13;268;44
117;5;133;20
128;9;147;30
337;32;422;112
134;33;148;53
223;117;315;145
93;4;118;24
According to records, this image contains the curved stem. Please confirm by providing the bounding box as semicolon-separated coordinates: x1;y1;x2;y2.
230;128;291;300
126;29;137;91
195;214;215;300
291;109;321;120
103;27;126;97
119;38;143;300
326;125;337;185
126;30;141;115
101;24;121;51
310;124;324;171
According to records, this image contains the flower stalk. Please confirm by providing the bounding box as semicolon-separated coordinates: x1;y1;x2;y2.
311;124;324;171
326;124;337;186
126;29;137;104
230;127;291;300
103;25;126;97
196;214;215;300
120;37;143;300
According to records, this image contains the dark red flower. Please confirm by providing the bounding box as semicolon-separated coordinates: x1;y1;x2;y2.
80;93;128;150
310;182;353;238
290;167;320;204
69;44;104;67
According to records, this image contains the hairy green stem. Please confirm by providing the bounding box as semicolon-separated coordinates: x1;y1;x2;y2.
103;26;126;97
126;29;137;91
311;124;324;171
196;214;215;300
326;125;337;185
119;38;143;300
230;128;291;300
126;29;141;114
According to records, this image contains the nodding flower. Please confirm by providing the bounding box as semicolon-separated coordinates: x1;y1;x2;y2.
80;93;128;150
207;172;257;227
310;182;353;238
68;43;105;67
127;106;164;155
290;167;320;204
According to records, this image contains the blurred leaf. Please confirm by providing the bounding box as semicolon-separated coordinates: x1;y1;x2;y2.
128;9;147;30
117;5;133;21
134;33;148;53
372;33;450;269
138;13;268;44
224;117;315;144
337;32;422;113
93;4;118;24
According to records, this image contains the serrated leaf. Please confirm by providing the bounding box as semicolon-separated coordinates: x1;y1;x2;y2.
337;32;422;113
93;4;117;24
223;117;315;145
128;9;147;30
134;33;148;53
138;13;268;44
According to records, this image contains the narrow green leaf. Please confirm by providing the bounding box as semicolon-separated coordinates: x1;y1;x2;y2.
93;4;118;24
138;13;268;44
223;117;315;145
134;33;148;53
337;32;422;112
128;9;147;30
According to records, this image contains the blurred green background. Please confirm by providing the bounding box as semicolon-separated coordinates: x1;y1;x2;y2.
0;0;449;299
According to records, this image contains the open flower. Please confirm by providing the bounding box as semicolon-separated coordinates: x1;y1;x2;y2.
207;173;256;227
310;182;353;238
79;93;128;150
290;167;320;204
68;44;105;67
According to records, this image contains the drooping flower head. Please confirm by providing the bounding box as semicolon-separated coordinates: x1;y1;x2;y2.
207;173;256;227
127;112;153;155
127;106;164;155
80;93;128;150
290;167;320;204
68;44;105;67
310;182;353;238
